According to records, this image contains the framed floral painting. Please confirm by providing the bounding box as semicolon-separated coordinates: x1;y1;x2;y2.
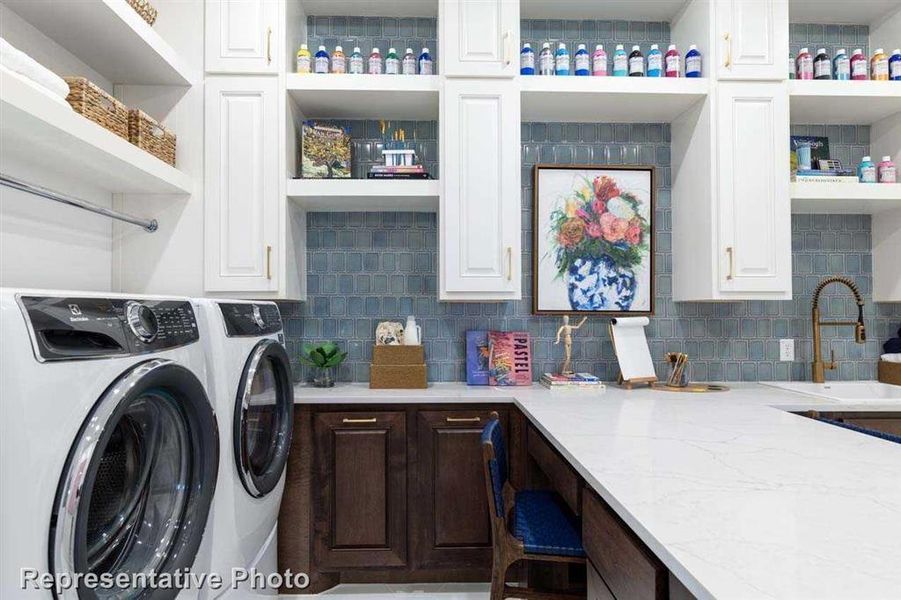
532;165;654;315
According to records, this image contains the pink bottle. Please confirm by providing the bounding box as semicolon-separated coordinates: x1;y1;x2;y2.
878;156;897;183
664;44;681;77
850;48;868;80
796;47;813;79
592;44;607;76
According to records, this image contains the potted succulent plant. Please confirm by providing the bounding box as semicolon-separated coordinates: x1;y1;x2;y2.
300;341;347;388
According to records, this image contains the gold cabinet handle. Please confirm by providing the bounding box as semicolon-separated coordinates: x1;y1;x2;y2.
343;417;377;424
266;26;272;65
723;32;732;68
446;416;481;423
266;244;272;279
502;30;513;66
506;246;512;281
726;246;734;280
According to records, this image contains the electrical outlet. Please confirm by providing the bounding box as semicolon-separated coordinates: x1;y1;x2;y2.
779;339;795;362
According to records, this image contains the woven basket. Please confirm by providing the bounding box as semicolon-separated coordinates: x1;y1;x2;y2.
64;77;129;140
128;109;176;166
878;360;901;386
127;0;158;25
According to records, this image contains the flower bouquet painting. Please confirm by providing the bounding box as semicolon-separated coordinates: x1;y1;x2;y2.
533;165;654;315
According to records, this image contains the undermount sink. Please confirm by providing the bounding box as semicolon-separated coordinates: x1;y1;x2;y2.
765;381;901;402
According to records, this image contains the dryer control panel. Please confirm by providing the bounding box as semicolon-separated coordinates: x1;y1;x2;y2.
218;302;283;337
19;296;199;361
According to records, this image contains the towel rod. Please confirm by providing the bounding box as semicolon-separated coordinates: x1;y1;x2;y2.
0;173;158;232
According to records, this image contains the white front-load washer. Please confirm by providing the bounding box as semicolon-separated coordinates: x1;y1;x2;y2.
0;289;219;600
195;300;294;599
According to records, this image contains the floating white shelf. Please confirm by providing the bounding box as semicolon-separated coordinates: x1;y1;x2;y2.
520;76;709;123
287;74;440;120
520;0;687;20
5;0;195;86
298;0;437;17
789;81;901;125
0;70;193;194
791;182;901;214
789;0;898;25
287;178;439;211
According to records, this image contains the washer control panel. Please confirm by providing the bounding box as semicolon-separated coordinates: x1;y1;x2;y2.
219;302;282;337
20;296;199;361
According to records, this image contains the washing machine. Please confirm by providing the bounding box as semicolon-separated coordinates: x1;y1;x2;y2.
0;289;219;599
195;300;294;599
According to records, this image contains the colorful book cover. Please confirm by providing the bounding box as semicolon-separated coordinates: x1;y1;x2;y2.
488;331;532;386
465;330;491;385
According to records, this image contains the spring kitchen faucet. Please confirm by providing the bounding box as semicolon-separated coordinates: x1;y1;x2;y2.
810;276;866;383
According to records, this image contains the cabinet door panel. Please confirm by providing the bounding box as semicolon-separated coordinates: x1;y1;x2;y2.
441;0;518;77
204;77;279;292
205;0;279;74
716;0;788;80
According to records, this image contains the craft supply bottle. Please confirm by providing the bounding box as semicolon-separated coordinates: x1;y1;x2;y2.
871;48;889;80
685;44;702;77
858;156;877;183
788;54;795;79
419;48;433;75
628;45;644;76
891;49;901;81
368;47;383;74
520;42;535;75
555;42;570;75
538;42;554;75
402;48;417;74
331;45;346;73
385;47;400;74
878;156;897;183
833;48;850;80
647;44;662;77
813;48;831;79
613;44;628;76
592;44;607;76
314;45;329;73
665;44;681;77
850;48;868;80
295;43;311;74
348;47;364;74
574;44;590;75
796;47;813;79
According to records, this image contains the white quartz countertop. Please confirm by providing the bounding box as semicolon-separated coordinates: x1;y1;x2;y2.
293;382;901;599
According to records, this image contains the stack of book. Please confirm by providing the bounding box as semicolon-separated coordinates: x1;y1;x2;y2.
367;164;430;179
794;169;857;183
539;373;605;391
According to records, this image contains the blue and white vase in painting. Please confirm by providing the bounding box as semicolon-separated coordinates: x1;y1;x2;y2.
566;255;637;311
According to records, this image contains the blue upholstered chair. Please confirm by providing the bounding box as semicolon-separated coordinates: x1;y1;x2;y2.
481;412;585;600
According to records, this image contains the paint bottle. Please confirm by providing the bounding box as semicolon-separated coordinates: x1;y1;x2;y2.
419;48;433;75
348;47;364;74
574;44;590;76
295;43;311;74
647;44;662;77
796;47;813;80
788;54;795;79
878;156;897;183
850;48;868;80
665;44;681;77
814;48;831;79
871;48;889;81
402;48;417;75
858;156;877;183
613;44;628;76
314;45;329;74
385;47;400;74
538;42;554;75
628;45;644;76
833;48;850;80
368;47;383;74
592;44;607;76
520;42;535;75
331;45;346;73
555;42;570;76
891;49;901;81
685;44;702;77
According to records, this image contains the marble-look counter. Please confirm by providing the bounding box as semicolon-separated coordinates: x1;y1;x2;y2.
293;382;901;599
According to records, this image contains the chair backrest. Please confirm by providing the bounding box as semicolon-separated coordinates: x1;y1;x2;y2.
480;412;507;519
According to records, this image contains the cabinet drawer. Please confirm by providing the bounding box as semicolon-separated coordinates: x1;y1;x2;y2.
583;490;667;600
527;425;581;515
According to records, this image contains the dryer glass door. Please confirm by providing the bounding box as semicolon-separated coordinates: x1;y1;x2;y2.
50;359;218;600
235;339;294;498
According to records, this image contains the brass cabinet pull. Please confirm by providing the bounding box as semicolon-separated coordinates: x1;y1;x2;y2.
726;246;734;280
506;246;512;281
266;244;272;279
503;30;513;66
342;417;377;424
266;26;272;65
446;416;481;423
723;32;732;68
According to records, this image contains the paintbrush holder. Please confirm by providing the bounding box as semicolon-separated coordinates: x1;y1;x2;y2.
666;356;691;387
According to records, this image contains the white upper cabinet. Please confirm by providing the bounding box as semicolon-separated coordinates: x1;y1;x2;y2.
440;80;521;299
205;0;280;74
716;81;791;294
440;0;519;78
204;76;280;292
715;0;788;80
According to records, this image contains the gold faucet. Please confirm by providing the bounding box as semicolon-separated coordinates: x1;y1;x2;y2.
811;276;866;383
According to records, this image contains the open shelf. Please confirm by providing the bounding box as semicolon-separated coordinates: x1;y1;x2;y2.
520;76;709;123
0;70;193;194
520;0;687;20
287;178;439;211
297;0;437;17
791;182;901;214
788;0;899;25
287;74;440;120
5;0;195;86
789;81;901;125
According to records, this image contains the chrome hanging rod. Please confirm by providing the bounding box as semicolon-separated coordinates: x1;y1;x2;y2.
0;173;158;232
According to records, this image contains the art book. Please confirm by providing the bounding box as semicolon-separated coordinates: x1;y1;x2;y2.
465;330;491;385
488;331;532;386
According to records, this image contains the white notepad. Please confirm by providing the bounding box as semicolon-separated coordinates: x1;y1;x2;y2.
609;317;656;382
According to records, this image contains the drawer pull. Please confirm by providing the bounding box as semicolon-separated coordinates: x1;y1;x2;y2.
342;417;377;424
446;416;481;423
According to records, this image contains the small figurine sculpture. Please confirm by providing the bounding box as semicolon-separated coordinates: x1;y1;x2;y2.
555;315;588;375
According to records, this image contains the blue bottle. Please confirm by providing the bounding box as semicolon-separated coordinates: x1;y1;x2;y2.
833;48;850;80
314;45;330;74
685;44;702;77
858;156;877;183
890;48;901;81
612;44;628;76
554;42;570;76
520;42;535;75
418;47;433;75
647;43;662;77
574;43;590;76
